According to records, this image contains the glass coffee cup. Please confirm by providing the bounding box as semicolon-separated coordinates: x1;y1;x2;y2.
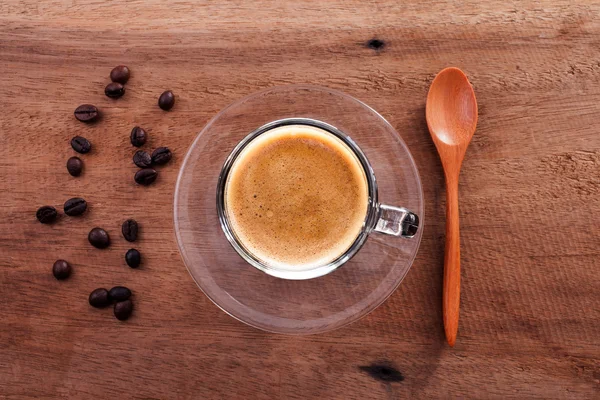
217;118;419;280
175;85;423;333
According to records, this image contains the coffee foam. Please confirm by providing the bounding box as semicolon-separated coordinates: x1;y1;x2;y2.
225;124;369;271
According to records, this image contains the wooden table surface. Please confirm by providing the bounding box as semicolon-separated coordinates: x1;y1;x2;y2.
1;1;599;398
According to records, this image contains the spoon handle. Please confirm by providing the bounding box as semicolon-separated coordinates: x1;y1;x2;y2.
443;174;461;347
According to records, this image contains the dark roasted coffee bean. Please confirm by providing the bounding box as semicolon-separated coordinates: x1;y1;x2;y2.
66;156;83;177
109;286;132;302
88;227;110;249
151;147;172;165
89;288;110;308
114;299;133;321
134;168;157;185
133;150;152;168
64;197;87;216
74;104;99;122
158;90;175;110
110;65;130;84
130;126;147;147
52;260;71;280
121;219;138;242
125;249;141;268
36;206;58;224
105;82;125;98
71;136;91;154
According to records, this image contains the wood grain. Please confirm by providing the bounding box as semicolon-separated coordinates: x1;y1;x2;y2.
1;1;599;398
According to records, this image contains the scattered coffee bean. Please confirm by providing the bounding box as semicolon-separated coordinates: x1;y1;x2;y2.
36;206;58;224
66;156;83;177
130;126;147;147
151;147;172;165
88;227;110;249
133;150;152;168
125;249;141;268
89;288;110;308
52;260;71;280
71;136;91;154
74;104;99;123
64;197;87;216
105;82;125;98
158;90;175;110
121;219;138;242
109;286;132;302
134;168;157;185
110;65;130;84
114;299;133;321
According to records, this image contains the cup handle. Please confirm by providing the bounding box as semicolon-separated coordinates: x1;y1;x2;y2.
373;204;419;238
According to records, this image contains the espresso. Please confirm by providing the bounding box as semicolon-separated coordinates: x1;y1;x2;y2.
225;124;369;270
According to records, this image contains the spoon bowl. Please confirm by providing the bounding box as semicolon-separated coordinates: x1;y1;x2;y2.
427;67;477;151
426;67;477;347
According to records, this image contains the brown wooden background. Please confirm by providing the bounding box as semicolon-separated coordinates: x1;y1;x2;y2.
1;1;599;398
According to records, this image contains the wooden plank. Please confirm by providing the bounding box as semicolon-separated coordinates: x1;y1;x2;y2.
0;0;599;398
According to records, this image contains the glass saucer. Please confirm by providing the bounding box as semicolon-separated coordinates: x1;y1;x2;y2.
174;85;423;334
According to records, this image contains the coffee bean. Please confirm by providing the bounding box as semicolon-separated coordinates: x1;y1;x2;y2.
114;299;133;321
158;90;175;110
133;150;152;168
121;219;138;242
71;136;91;154
110;65;130;84
89;288;110;308
64;197;87;216
105;82;125;98
130;126;147;147
134;168;157;185
74;104;99;123
66;156;83;177
151;147;172;165
36;206;58;224
88;227;110;249
125;249;141;268
109;286;132;302
52;260;71;280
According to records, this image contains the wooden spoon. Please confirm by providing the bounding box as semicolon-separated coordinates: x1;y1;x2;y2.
426;67;478;347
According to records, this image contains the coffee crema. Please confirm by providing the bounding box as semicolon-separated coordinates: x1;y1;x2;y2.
224;124;369;270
